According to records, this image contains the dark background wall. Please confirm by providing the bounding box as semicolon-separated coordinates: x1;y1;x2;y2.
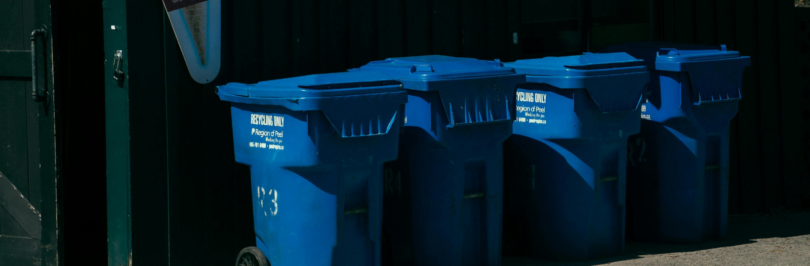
49;0;810;265
52;0;107;265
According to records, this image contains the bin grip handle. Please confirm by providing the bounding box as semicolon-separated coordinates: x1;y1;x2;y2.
656;48;679;57
31;27;47;101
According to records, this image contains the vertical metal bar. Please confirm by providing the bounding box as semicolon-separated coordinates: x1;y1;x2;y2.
31;35;36;99
103;0;132;264
30;28;45;101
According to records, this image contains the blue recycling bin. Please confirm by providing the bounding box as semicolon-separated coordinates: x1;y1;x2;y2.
216;71;408;266
352;55;524;266
501;53;649;260
600;43;750;242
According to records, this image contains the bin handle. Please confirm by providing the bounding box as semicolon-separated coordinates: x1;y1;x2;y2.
30;27;47;101
656;48;679;57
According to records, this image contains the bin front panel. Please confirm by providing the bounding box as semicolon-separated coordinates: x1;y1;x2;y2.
383;120;508;266
503;137;629;260
626;121;731;242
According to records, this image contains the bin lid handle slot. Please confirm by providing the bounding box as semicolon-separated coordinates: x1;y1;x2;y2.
657;48;679;57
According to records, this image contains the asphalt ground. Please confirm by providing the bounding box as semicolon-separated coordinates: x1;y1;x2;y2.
503;210;810;265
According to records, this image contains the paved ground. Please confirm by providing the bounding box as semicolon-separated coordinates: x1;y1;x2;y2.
503;210;810;265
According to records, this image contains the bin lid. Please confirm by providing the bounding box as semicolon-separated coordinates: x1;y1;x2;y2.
217;71;402;99
504;52;646;77
504;52;649;113
600;42;750;104
353;55;525;127
599;42;749;72
353;55;517;90
216;71;408;138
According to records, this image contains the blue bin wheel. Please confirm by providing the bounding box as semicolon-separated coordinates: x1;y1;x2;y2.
235;246;269;266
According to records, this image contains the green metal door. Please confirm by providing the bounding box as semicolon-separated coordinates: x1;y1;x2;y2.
0;0;58;265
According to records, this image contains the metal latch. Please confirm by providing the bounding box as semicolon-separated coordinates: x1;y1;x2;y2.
31;26;47;101
113;50;125;81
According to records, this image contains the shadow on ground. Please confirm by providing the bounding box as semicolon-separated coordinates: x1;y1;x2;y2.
503;210;810;265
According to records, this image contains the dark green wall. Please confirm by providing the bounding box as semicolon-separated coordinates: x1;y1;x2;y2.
97;0;810;264
52;0;108;265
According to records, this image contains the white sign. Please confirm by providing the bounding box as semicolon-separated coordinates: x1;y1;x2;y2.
163;0;221;84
